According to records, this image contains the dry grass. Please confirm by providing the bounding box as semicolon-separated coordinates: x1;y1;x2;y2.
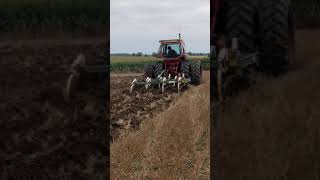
111;72;210;179
214;30;320;179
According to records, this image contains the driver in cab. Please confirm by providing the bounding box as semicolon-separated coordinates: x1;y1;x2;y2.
167;46;178;58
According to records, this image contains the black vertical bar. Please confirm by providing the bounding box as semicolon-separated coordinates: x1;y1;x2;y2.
211;0;220;180
106;0;110;179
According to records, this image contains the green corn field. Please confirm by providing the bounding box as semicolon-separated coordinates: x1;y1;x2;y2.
110;55;210;73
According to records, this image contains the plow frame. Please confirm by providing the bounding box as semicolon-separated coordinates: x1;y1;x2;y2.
130;71;191;93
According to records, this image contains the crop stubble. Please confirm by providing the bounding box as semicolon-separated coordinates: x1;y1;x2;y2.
214;30;320;179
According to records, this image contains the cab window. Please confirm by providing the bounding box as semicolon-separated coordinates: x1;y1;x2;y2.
163;44;181;57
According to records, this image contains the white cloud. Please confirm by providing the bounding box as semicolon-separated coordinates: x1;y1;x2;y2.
111;0;210;54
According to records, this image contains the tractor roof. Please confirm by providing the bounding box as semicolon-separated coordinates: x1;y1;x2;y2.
159;39;182;44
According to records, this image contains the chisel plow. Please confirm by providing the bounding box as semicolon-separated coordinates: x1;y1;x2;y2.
130;71;191;93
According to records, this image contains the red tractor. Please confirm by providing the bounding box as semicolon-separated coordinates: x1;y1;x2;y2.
211;0;295;101
130;34;202;93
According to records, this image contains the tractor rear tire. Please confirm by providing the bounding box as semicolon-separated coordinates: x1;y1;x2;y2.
154;63;163;77
223;0;257;53
180;61;190;78
144;64;154;78
190;60;202;85
259;0;293;74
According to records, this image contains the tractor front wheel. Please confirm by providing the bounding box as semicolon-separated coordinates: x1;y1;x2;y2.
259;0;293;74
154;63;164;77
144;64;154;78
180;61;190;78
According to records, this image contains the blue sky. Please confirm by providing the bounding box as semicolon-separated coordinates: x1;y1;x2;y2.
111;0;210;54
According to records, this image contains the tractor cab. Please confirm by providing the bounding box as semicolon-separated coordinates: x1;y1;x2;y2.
157;34;187;60
156;34;187;76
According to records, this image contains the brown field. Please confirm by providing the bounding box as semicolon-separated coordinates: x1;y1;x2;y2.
110;75;182;140
214;30;320;179
111;72;210;179
0;38;107;179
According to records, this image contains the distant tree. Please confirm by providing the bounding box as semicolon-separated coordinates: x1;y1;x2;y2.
152;52;157;56
188;52;193;56
137;52;143;56
132;53;136;56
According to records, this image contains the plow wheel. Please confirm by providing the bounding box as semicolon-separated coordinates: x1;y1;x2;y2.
190;60;202;85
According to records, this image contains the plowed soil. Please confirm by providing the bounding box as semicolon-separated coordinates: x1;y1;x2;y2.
110;74;188;140
111;72;210;179
0;39;107;179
